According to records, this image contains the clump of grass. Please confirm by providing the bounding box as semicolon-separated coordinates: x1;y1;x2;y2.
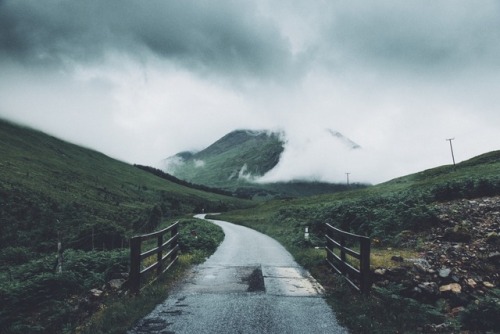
78;254;193;334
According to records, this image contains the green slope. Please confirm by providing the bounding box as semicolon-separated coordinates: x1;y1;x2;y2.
167;129;284;187
217;149;500;242
0;119;250;252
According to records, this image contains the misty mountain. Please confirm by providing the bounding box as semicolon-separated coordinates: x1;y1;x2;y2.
163;130;285;188
162;128;362;197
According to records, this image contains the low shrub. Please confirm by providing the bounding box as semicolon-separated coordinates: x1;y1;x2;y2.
460;293;500;332
0;250;129;333
326;281;445;333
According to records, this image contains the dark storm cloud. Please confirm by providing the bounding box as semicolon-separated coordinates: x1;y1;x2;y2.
1;0;499;183
322;1;500;74
0;0;293;78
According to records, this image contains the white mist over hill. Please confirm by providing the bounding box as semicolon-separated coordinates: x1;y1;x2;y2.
257;128;371;184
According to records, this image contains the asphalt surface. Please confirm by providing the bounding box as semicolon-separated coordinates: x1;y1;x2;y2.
128;214;348;334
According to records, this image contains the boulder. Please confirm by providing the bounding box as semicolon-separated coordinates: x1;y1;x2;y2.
466;278;477;289
439;283;461;294
486;232;499;244
443;225;472;242
90;288;104;299
483;281;495;288
108;278;126;290
418;282;439;295
439;267;451;278
408;258;432;273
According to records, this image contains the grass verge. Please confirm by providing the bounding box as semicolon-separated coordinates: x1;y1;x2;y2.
77;253;198;334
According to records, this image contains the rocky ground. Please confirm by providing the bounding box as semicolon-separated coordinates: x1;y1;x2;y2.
372;196;499;331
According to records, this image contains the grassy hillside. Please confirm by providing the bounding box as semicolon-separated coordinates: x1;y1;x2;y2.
167;129;284;188
0;119;252;333
217;150;500;243
0;119;250;253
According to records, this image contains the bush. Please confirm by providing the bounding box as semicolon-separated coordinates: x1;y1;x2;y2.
271;192;440;246
327;281;444;333
0;249;129;333
460;294;500;332
178;219;224;255
0;247;33;266
432;178;500;202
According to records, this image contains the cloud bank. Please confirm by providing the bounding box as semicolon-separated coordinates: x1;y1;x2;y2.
1;0;499;184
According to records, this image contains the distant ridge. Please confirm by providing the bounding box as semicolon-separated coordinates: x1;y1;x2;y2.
327;129;361;149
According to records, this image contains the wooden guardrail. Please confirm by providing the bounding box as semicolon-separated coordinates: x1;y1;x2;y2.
325;223;371;293
129;222;179;294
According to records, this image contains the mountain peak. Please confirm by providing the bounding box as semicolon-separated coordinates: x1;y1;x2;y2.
162;128;361;188
162;129;284;187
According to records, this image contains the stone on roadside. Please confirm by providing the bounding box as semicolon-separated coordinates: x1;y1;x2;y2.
486;232;499;244
466;278;477;289
391;255;404;262
439;267;451;278
443;225;472;242
483;281;495;288
90;288;104;298
108;278;126;290
439;283;461;293
418;282;438;295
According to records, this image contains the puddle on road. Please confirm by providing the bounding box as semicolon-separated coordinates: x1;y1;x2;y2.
185;265;263;294
262;266;325;297
242;268;265;292
183;264;324;297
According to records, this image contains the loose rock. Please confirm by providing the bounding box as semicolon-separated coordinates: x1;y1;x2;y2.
439;283;461;293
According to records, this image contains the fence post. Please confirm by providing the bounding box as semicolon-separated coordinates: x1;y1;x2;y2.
360;237;371;294
129;236;141;294
171;222;178;262
340;234;346;272
326;228;332;264
157;234;163;275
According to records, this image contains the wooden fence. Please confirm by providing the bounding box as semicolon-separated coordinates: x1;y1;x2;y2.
129;222;179;294
325;223;371;293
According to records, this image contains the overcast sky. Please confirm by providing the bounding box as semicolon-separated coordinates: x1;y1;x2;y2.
1;0;499;184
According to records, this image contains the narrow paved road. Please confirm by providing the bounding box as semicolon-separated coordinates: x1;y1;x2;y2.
128;215;347;334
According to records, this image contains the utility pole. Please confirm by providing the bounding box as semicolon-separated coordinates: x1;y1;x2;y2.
346;172;350;186
446;138;456;166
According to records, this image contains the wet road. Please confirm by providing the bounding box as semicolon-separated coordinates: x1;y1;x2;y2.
128;215;348;334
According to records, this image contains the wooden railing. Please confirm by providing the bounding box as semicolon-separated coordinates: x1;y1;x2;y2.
129;222;180;294
325;223;371;293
